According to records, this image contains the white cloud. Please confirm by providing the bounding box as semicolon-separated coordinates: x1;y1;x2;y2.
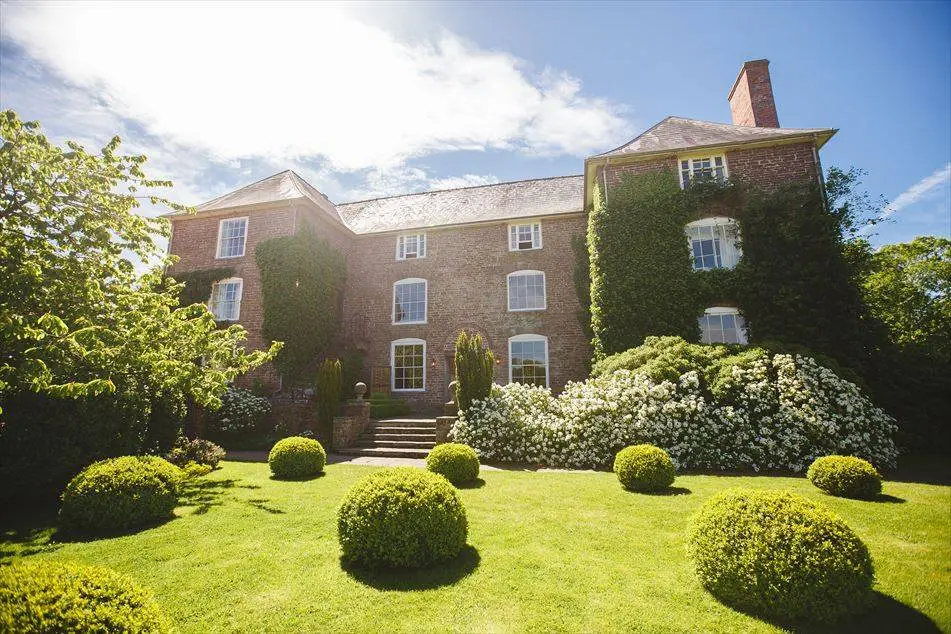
430;174;500;190
883;163;951;217
2;1;631;173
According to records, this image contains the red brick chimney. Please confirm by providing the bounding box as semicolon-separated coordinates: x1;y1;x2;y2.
728;59;780;128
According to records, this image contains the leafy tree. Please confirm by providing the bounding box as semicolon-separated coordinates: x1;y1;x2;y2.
454;331;494;412
0;110;279;498
861;237;951;362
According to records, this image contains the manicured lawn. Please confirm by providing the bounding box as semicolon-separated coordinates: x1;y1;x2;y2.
2;461;948;633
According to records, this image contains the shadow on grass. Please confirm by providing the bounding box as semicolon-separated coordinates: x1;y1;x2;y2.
631;486;692;497
246;498;285;514
268;472;326;483
457;478;486;490
341;545;481;591
179;477;257;516
0;503;61;558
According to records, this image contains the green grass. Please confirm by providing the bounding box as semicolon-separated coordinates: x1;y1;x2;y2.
2;462;948;633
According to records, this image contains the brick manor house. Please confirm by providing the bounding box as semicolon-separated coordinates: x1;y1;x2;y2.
167;60;836;411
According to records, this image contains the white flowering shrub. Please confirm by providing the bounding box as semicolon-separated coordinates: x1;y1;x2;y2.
206;387;271;436
451;353;897;472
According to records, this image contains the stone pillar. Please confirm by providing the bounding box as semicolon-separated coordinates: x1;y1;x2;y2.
332;384;371;450
435;416;456;445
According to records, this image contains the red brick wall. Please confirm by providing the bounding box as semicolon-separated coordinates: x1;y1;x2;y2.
343;214;591;412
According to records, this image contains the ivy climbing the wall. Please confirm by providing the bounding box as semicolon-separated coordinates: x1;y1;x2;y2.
255;226;347;384
586;169;875;375
170;267;234;307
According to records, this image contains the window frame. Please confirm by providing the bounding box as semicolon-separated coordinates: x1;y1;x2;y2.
391;338;427;392
685;216;742;271
392;278;428;325
215;216;249;259
396;233;427;261
208;277;244;321
699;306;748;345
508;221;543;251
508;334;550;388
678;154;728;189
506;270;547;312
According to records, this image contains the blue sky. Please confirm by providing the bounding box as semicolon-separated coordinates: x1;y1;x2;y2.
1;1;948;247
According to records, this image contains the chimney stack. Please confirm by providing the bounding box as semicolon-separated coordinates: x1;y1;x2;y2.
728;59;780;128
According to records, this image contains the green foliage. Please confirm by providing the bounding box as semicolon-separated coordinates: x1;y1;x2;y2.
337;467;468;568
165;436;226;469
613;444;676;492
454;331;495;411
862;236;951;362
181;461;213;478
255;226;346;383
807;455;883;500
339;349;366;401
170;267;235;307
688;489;874;623
0;560;171;633
571;233;594;343
426;443;480;486
59;456;183;534
0;110;277;499
588;171;699;358
268;436;326;479
316;358;342;427
368;393;411;418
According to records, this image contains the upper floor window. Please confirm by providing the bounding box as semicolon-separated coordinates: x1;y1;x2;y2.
680;155;727;189
685;217;742;271
509;334;549;387
391;338;426;391
209;277;243;321
507;270;547;312
699;307;748;345
392;278;427;324
216;217;248;259
509;221;542;251
397;233;426;260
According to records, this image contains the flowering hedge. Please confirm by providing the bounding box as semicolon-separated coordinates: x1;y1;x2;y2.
450;353;897;472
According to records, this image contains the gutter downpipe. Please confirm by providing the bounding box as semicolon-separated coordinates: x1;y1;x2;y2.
602;157;610;206
812;134;829;213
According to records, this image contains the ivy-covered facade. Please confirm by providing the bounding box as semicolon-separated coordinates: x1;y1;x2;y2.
165;59;846;411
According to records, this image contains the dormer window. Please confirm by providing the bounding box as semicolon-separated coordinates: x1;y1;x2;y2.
396;233;426;260
509;221;542;251
680;155;727;188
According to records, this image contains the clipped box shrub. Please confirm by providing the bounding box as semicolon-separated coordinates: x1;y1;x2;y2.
268;436;326;479
807;455;883;500
614;444;676;491
165;436;226;469
338;467;468;568
687;489;874;623
60;456;183;534
426;443;480;486
0;559;171;633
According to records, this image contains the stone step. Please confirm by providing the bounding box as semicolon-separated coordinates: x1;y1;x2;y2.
337;446;432;458
361;432;435;442
355;439;436;449
369;424;437;432
377;418;438;424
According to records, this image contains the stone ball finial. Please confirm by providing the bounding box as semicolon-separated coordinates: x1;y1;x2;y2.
447;381;459;403
354;382;367;401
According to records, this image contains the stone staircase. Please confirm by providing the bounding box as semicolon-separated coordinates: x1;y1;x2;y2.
336;418;437;458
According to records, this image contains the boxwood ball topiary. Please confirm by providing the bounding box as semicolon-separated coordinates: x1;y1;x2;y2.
338;467;468;568
60;456;183;534
807;455;883;500
688;489;874;623
0;560;171;633
268;436;326;479
426;443;480;485
613;444;676;491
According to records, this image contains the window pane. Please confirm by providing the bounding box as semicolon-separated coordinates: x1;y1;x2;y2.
394;282;426;323
510;340;547;386
219;219;247;257
699;310;746;344
508;273;546;310
211;281;240;320
393;343;424;390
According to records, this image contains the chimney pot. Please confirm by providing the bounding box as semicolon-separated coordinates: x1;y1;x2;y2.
728;59;780;128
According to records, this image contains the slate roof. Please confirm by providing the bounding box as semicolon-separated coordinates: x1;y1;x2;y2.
596;116;836;157
195;170;346;228
336;175;583;234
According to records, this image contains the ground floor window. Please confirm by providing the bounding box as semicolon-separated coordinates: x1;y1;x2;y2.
699;307;748;344
508;334;549;387
391;338;426;391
